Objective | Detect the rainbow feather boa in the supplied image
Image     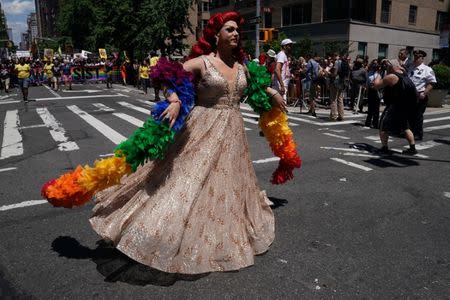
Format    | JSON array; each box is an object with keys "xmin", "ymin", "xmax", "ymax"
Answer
[
  {"xmin": 41, "ymin": 58, "xmax": 194, "ymax": 208},
  {"xmin": 244, "ymin": 61, "xmax": 302, "ymax": 184},
  {"xmin": 41, "ymin": 59, "xmax": 301, "ymax": 208}
]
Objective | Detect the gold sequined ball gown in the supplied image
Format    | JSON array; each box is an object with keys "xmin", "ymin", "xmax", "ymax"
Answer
[{"xmin": 90, "ymin": 56, "xmax": 275, "ymax": 274}]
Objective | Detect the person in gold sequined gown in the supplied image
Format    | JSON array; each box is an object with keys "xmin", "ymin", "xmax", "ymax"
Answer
[{"xmin": 89, "ymin": 11, "xmax": 287, "ymax": 274}]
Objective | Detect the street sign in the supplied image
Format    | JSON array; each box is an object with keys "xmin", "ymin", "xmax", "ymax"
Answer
[{"xmin": 247, "ymin": 16, "xmax": 262, "ymax": 25}]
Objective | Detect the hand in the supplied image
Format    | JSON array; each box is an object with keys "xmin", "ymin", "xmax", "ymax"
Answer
[
  {"xmin": 161, "ymin": 101, "xmax": 181, "ymax": 129},
  {"xmin": 271, "ymin": 92, "xmax": 287, "ymax": 113},
  {"xmin": 419, "ymin": 92, "xmax": 426, "ymax": 100},
  {"xmin": 279, "ymin": 86, "xmax": 286, "ymax": 96}
]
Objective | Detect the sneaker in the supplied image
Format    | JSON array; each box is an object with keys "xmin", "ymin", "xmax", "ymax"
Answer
[{"xmin": 402, "ymin": 148, "xmax": 418, "ymax": 155}]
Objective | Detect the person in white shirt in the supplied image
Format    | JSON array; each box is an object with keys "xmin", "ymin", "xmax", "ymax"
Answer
[
  {"xmin": 407, "ymin": 50, "xmax": 437, "ymax": 140},
  {"xmin": 274, "ymin": 38, "xmax": 295, "ymax": 103}
]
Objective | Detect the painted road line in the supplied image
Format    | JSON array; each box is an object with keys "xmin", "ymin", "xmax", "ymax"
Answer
[
  {"xmin": 243, "ymin": 117, "xmax": 259, "ymax": 125},
  {"xmin": 241, "ymin": 112, "xmax": 299, "ymax": 126},
  {"xmin": 61, "ymin": 89, "xmax": 101, "ymax": 93},
  {"xmin": 99, "ymin": 153, "xmax": 114, "ymax": 157},
  {"xmin": 135, "ymin": 99, "xmax": 156, "ymax": 107},
  {"xmin": 19, "ymin": 124, "xmax": 47, "ymax": 129},
  {"xmin": 406, "ymin": 139, "xmax": 448, "ymax": 151},
  {"xmin": 113, "ymin": 113, "xmax": 144, "ymax": 127},
  {"xmin": 322, "ymin": 132, "xmax": 350, "ymax": 140},
  {"xmin": 328, "ymin": 129, "xmax": 346, "ymax": 133},
  {"xmin": 35, "ymin": 94, "xmax": 126, "ymax": 101},
  {"xmin": 37, "ymin": 108, "xmax": 79, "ymax": 151},
  {"xmin": 0, "ymin": 167, "xmax": 17, "ymax": 173},
  {"xmin": 424, "ymin": 109, "xmax": 450, "ymax": 116},
  {"xmin": 423, "ymin": 116, "xmax": 450, "ymax": 123},
  {"xmin": 253, "ymin": 157, "xmax": 280, "ymax": 164},
  {"xmin": 323, "ymin": 120, "xmax": 361, "ymax": 126},
  {"xmin": 330, "ymin": 157, "xmax": 373, "ymax": 171},
  {"xmin": 0, "ymin": 93, "xmax": 18, "ymax": 99},
  {"xmin": 245, "ymin": 127, "xmax": 252, "ymax": 131},
  {"xmin": 117, "ymin": 101, "xmax": 151, "ymax": 115},
  {"xmin": 67, "ymin": 105, "xmax": 126, "ymax": 145},
  {"xmin": 444, "ymin": 192, "xmax": 450, "ymax": 199},
  {"xmin": 424, "ymin": 124, "xmax": 450, "ymax": 132},
  {"xmin": 93, "ymin": 103, "xmax": 115, "ymax": 112},
  {"xmin": 0, "ymin": 200, "xmax": 47, "ymax": 211},
  {"xmin": 320, "ymin": 146, "xmax": 370, "ymax": 153},
  {"xmin": 0, "ymin": 100, "xmax": 20, "ymax": 105},
  {"xmin": 43, "ymin": 84, "xmax": 61, "ymax": 97},
  {"xmin": 390, "ymin": 148, "xmax": 429, "ymax": 158},
  {"xmin": 342, "ymin": 152, "xmax": 381, "ymax": 158},
  {"xmin": 1, "ymin": 110, "xmax": 23, "ymax": 160}
]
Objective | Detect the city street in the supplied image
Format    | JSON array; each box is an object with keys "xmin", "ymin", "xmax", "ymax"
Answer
[{"xmin": 0, "ymin": 84, "xmax": 449, "ymax": 298}]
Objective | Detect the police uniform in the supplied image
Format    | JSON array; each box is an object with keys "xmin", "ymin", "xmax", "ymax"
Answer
[{"xmin": 407, "ymin": 51, "xmax": 437, "ymax": 140}]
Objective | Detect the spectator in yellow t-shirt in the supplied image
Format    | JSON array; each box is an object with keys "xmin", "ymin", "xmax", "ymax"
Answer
[
  {"xmin": 139, "ymin": 59, "xmax": 150, "ymax": 95},
  {"xmin": 43, "ymin": 60, "xmax": 54, "ymax": 87},
  {"xmin": 149, "ymin": 51, "xmax": 160, "ymax": 101},
  {"xmin": 14, "ymin": 58, "xmax": 31, "ymax": 102}
]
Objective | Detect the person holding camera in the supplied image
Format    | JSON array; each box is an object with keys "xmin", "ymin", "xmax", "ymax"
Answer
[{"xmin": 373, "ymin": 59, "xmax": 418, "ymax": 155}]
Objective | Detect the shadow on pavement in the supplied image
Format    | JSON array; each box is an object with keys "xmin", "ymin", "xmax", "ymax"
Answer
[
  {"xmin": 51, "ymin": 236, "xmax": 209, "ymax": 286},
  {"xmin": 268, "ymin": 197, "xmax": 288, "ymax": 209}
]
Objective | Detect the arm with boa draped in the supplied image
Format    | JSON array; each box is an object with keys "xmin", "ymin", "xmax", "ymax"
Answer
[
  {"xmin": 244, "ymin": 61, "xmax": 302, "ymax": 184},
  {"xmin": 41, "ymin": 58, "xmax": 301, "ymax": 208}
]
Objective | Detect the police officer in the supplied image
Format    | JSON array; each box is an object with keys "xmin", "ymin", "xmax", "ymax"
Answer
[{"xmin": 408, "ymin": 50, "xmax": 437, "ymax": 140}]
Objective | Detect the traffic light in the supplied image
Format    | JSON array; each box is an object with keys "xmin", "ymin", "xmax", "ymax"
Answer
[{"xmin": 259, "ymin": 28, "xmax": 278, "ymax": 43}]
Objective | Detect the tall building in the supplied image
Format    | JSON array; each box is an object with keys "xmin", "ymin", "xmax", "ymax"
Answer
[
  {"xmin": 184, "ymin": 1, "xmax": 211, "ymax": 54},
  {"xmin": 35, "ymin": 0, "xmax": 63, "ymax": 37},
  {"xmin": 7, "ymin": 28, "xmax": 12, "ymax": 41},
  {"xmin": 211, "ymin": 0, "xmax": 450, "ymax": 63},
  {"xmin": 0, "ymin": 5, "xmax": 8, "ymax": 41},
  {"xmin": 20, "ymin": 32, "xmax": 29, "ymax": 50}
]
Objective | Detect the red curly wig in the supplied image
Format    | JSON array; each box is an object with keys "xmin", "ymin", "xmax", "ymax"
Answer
[{"xmin": 189, "ymin": 11, "xmax": 245, "ymax": 63}]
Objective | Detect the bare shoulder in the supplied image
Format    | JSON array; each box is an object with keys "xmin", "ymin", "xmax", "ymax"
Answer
[
  {"xmin": 383, "ymin": 73, "xmax": 399, "ymax": 86},
  {"xmin": 182, "ymin": 56, "xmax": 204, "ymax": 76}
]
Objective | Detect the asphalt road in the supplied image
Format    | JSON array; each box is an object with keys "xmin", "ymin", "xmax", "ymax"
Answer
[{"xmin": 0, "ymin": 83, "xmax": 449, "ymax": 299}]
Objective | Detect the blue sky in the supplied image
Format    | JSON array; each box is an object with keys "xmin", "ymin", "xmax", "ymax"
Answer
[{"xmin": 1, "ymin": 0, "xmax": 35, "ymax": 44}]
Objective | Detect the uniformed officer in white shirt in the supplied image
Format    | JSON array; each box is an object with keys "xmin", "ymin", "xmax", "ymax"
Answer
[{"xmin": 408, "ymin": 50, "xmax": 437, "ymax": 140}]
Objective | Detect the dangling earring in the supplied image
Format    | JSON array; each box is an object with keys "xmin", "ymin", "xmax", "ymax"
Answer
[{"xmin": 215, "ymin": 36, "xmax": 219, "ymax": 46}]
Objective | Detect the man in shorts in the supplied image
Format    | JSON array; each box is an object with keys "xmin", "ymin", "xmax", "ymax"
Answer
[{"xmin": 15, "ymin": 58, "xmax": 32, "ymax": 102}]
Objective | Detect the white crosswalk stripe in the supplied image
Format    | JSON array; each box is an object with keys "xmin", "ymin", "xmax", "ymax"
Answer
[
  {"xmin": 1, "ymin": 99, "xmax": 449, "ymax": 163},
  {"xmin": 1, "ymin": 110, "xmax": 23, "ymax": 160}
]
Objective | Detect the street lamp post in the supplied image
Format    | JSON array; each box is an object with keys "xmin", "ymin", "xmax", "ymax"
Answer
[{"xmin": 255, "ymin": 0, "xmax": 260, "ymax": 59}]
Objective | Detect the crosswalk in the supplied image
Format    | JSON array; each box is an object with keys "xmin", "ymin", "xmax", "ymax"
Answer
[{"xmin": 1, "ymin": 98, "xmax": 449, "ymax": 161}]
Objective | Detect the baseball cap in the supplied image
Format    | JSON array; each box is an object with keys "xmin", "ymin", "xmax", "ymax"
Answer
[
  {"xmin": 281, "ymin": 39, "xmax": 296, "ymax": 46},
  {"xmin": 267, "ymin": 49, "xmax": 276, "ymax": 58}
]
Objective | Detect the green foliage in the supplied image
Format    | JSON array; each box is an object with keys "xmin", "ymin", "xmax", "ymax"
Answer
[
  {"xmin": 432, "ymin": 64, "xmax": 450, "ymax": 90},
  {"xmin": 321, "ymin": 40, "xmax": 349, "ymax": 57},
  {"xmin": 57, "ymin": 0, "xmax": 194, "ymax": 58},
  {"xmin": 292, "ymin": 35, "xmax": 313, "ymax": 58}
]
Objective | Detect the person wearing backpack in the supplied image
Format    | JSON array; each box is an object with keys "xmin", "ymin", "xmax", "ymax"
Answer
[
  {"xmin": 373, "ymin": 59, "xmax": 418, "ymax": 155},
  {"xmin": 329, "ymin": 53, "xmax": 347, "ymax": 121},
  {"xmin": 304, "ymin": 53, "xmax": 320, "ymax": 116}
]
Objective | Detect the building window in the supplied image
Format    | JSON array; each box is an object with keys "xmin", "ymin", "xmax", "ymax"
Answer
[
  {"xmin": 358, "ymin": 42, "xmax": 367, "ymax": 57},
  {"xmin": 264, "ymin": 11, "xmax": 272, "ymax": 28},
  {"xmin": 380, "ymin": 0, "xmax": 391, "ymax": 24},
  {"xmin": 378, "ymin": 44, "xmax": 388, "ymax": 59},
  {"xmin": 202, "ymin": 19, "xmax": 208, "ymax": 29},
  {"xmin": 406, "ymin": 46, "xmax": 414, "ymax": 58},
  {"xmin": 435, "ymin": 11, "xmax": 448, "ymax": 31},
  {"xmin": 432, "ymin": 49, "xmax": 441, "ymax": 62},
  {"xmin": 351, "ymin": 0, "xmax": 376, "ymax": 23},
  {"xmin": 210, "ymin": 0, "xmax": 229, "ymax": 9},
  {"xmin": 323, "ymin": 0, "xmax": 349, "ymax": 21},
  {"xmin": 202, "ymin": 1, "xmax": 209, "ymax": 12},
  {"xmin": 282, "ymin": 3, "xmax": 312, "ymax": 26},
  {"xmin": 409, "ymin": 5, "xmax": 417, "ymax": 25}
]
